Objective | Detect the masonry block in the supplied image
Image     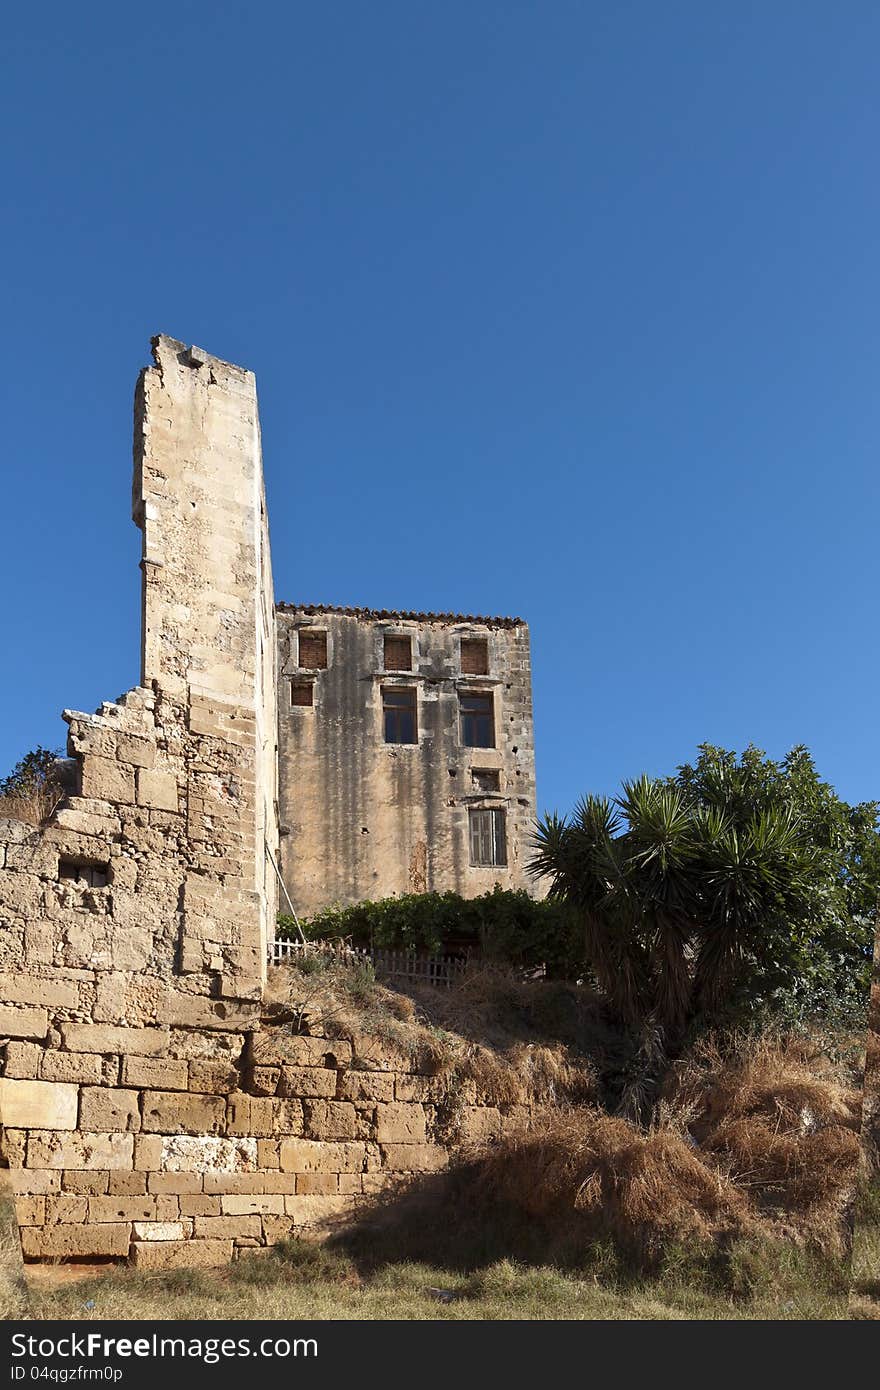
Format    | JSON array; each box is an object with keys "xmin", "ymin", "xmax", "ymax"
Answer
[
  {"xmin": 0, "ymin": 1007, "xmax": 48, "ymax": 1041},
  {"xmin": 40, "ymin": 1051, "xmax": 104, "ymax": 1084},
  {"xmin": 0, "ymin": 1080, "xmax": 78, "ymax": 1130},
  {"xmin": 132, "ymin": 1222, "xmax": 186, "ymax": 1241},
  {"xmin": 130, "ymin": 1239, "xmax": 232, "ymax": 1270},
  {"xmin": 79, "ymin": 1088, "xmax": 141, "ymax": 1132},
  {"xmin": 26, "ymin": 1130, "xmax": 134, "ymax": 1170},
  {"xmin": 61, "ymin": 1025, "xmax": 169, "ymax": 1055},
  {"xmin": 141, "ymin": 1091, "xmax": 225, "ymax": 1135},
  {"xmin": 88, "ymin": 1196, "xmax": 156, "ymax": 1223},
  {"xmin": 20, "ymin": 1224, "xmax": 130, "ymax": 1259},
  {"xmin": 278, "ymin": 1066, "xmax": 337, "ymax": 1099},
  {"xmin": 279, "ymin": 1139, "xmax": 367, "ymax": 1174},
  {"xmin": 122, "ymin": 1057, "xmax": 188, "ymax": 1090},
  {"xmin": 375, "ymin": 1102, "xmax": 428, "ymax": 1144}
]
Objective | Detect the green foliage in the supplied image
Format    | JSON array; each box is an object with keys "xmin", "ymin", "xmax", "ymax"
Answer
[
  {"xmin": 278, "ymin": 887, "xmax": 581, "ymax": 977},
  {"xmin": 529, "ymin": 743, "xmax": 879, "ymax": 1039}
]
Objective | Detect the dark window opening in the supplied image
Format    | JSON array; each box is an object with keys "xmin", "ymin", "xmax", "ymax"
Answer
[
  {"xmin": 298, "ymin": 630, "xmax": 327, "ymax": 668},
  {"xmin": 460, "ymin": 693, "xmax": 494, "ymax": 748},
  {"xmin": 469, "ymin": 808, "xmax": 507, "ymax": 867},
  {"xmin": 382, "ymin": 686, "xmax": 417, "ymax": 744},
  {"xmin": 460, "ymin": 637, "xmax": 489, "ymax": 675},
  {"xmin": 384, "ymin": 635, "xmax": 412, "ymax": 671},
  {"xmin": 59, "ymin": 859, "xmax": 109, "ymax": 888},
  {"xmin": 290, "ymin": 680, "xmax": 314, "ymax": 707},
  {"xmin": 472, "ymin": 768, "xmax": 500, "ymax": 792}
]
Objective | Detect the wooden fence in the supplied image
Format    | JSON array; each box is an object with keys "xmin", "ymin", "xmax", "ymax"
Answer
[{"xmin": 269, "ymin": 938, "xmax": 468, "ymax": 988}]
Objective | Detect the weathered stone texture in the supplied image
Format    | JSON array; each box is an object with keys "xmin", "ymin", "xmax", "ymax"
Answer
[{"xmin": 0, "ymin": 335, "xmax": 528, "ymax": 1271}]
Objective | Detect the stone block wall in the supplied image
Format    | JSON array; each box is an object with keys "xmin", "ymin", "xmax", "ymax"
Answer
[
  {"xmin": 1, "ymin": 1006, "xmax": 530, "ymax": 1266},
  {"xmin": 0, "ymin": 334, "xmax": 535, "ymax": 1267},
  {"xmin": 0, "ymin": 337, "xmax": 278, "ymax": 1264}
]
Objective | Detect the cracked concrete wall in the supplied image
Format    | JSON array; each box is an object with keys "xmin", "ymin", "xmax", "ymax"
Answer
[{"xmin": 276, "ymin": 609, "xmax": 538, "ymax": 918}]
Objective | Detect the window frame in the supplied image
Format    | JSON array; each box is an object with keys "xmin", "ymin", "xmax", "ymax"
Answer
[
  {"xmin": 383, "ymin": 633, "xmax": 413, "ymax": 671},
  {"xmin": 298, "ymin": 630, "xmax": 328, "ymax": 669},
  {"xmin": 289, "ymin": 679, "xmax": 314, "ymax": 708},
  {"xmin": 460, "ymin": 691, "xmax": 495, "ymax": 748},
  {"xmin": 468, "ymin": 807, "xmax": 507, "ymax": 867},
  {"xmin": 382, "ymin": 684, "xmax": 418, "ymax": 745},
  {"xmin": 460, "ymin": 636, "xmax": 489, "ymax": 675}
]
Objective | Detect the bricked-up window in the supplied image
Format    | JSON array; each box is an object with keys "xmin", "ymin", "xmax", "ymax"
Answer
[
  {"xmin": 382, "ymin": 686, "xmax": 417, "ymax": 744},
  {"xmin": 469, "ymin": 808, "xmax": 507, "ymax": 867},
  {"xmin": 460, "ymin": 637, "xmax": 489, "ymax": 675},
  {"xmin": 473, "ymin": 768, "xmax": 500, "ymax": 792},
  {"xmin": 290, "ymin": 680, "xmax": 314, "ymax": 707},
  {"xmin": 298, "ymin": 630, "xmax": 327, "ymax": 668},
  {"xmin": 59, "ymin": 859, "xmax": 109, "ymax": 888},
  {"xmin": 384, "ymin": 634, "xmax": 412, "ymax": 671},
  {"xmin": 460, "ymin": 693, "xmax": 494, "ymax": 748}
]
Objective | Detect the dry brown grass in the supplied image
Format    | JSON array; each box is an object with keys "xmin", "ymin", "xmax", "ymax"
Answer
[
  {"xmin": 662, "ymin": 1036, "xmax": 861, "ymax": 1228},
  {"xmin": 267, "ymin": 958, "xmax": 860, "ymax": 1260},
  {"xmin": 265, "ymin": 959, "xmax": 598, "ymax": 1112},
  {"xmin": 471, "ymin": 1109, "xmax": 749, "ymax": 1253},
  {"xmin": 0, "ymin": 785, "xmax": 64, "ymax": 826}
]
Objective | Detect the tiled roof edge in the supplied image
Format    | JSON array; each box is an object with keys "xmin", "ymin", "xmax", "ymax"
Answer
[{"xmin": 275, "ymin": 602, "xmax": 525, "ymax": 628}]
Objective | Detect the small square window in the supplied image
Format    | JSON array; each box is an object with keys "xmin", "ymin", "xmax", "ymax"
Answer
[
  {"xmin": 461, "ymin": 637, "xmax": 489, "ymax": 675},
  {"xmin": 472, "ymin": 768, "xmax": 500, "ymax": 792},
  {"xmin": 59, "ymin": 859, "xmax": 109, "ymax": 888},
  {"xmin": 382, "ymin": 686, "xmax": 417, "ymax": 744},
  {"xmin": 290, "ymin": 680, "xmax": 314, "ymax": 707},
  {"xmin": 298, "ymin": 630, "xmax": 327, "ymax": 668},
  {"xmin": 469, "ymin": 808, "xmax": 507, "ymax": 866},
  {"xmin": 460, "ymin": 693, "xmax": 494, "ymax": 748},
  {"xmin": 384, "ymin": 635, "xmax": 412, "ymax": 671}
]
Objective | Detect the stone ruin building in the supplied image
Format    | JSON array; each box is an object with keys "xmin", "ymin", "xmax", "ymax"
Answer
[{"xmin": 0, "ymin": 336, "xmax": 538, "ymax": 1267}]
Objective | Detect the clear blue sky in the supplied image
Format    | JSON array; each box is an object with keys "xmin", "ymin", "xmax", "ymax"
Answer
[{"xmin": 1, "ymin": 2, "xmax": 878, "ymax": 816}]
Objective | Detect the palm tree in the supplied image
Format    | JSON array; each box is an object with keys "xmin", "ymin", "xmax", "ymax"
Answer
[{"xmin": 528, "ymin": 775, "xmax": 819, "ymax": 1115}]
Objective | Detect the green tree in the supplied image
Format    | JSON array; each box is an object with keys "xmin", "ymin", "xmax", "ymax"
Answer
[
  {"xmin": 0, "ymin": 746, "xmax": 66, "ymax": 824},
  {"xmin": 528, "ymin": 744, "xmax": 877, "ymax": 1048}
]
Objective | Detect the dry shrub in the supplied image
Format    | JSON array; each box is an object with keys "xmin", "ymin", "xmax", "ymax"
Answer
[
  {"xmin": 0, "ymin": 785, "xmax": 63, "ymax": 827},
  {"xmin": 472, "ymin": 1109, "xmax": 749, "ymax": 1253},
  {"xmin": 265, "ymin": 958, "xmax": 596, "ymax": 1110},
  {"xmin": 662, "ymin": 1036, "xmax": 860, "ymax": 1220}
]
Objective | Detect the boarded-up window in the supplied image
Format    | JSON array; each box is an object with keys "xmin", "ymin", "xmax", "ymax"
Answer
[
  {"xmin": 384, "ymin": 635, "xmax": 412, "ymax": 671},
  {"xmin": 298, "ymin": 630, "xmax": 327, "ymax": 668},
  {"xmin": 382, "ymin": 686, "xmax": 417, "ymax": 744},
  {"xmin": 290, "ymin": 680, "xmax": 314, "ymax": 707},
  {"xmin": 460, "ymin": 693, "xmax": 494, "ymax": 748},
  {"xmin": 469, "ymin": 808, "xmax": 507, "ymax": 867},
  {"xmin": 59, "ymin": 859, "xmax": 109, "ymax": 888},
  {"xmin": 472, "ymin": 768, "xmax": 500, "ymax": 792},
  {"xmin": 460, "ymin": 637, "xmax": 489, "ymax": 675}
]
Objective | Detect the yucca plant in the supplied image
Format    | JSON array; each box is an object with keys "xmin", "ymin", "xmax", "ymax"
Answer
[{"xmin": 528, "ymin": 764, "xmax": 832, "ymax": 1119}]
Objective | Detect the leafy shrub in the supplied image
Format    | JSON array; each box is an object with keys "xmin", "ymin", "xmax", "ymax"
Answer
[{"xmin": 278, "ymin": 886, "xmax": 582, "ymax": 976}]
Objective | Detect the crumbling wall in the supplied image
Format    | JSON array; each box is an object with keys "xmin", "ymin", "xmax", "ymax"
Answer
[
  {"xmin": 0, "ymin": 337, "xmax": 282, "ymax": 1265},
  {"xmin": 0, "ymin": 989, "xmax": 530, "ymax": 1265},
  {"xmin": 0, "ymin": 336, "xmax": 528, "ymax": 1269}
]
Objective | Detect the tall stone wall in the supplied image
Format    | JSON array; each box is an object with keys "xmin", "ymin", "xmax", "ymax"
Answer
[
  {"xmin": 0, "ymin": 336, "xmax": 536, "ymax": 1268},
  {"xmin": 0, "ymin": 337, "xmax": 283, "ymax": 1265}
]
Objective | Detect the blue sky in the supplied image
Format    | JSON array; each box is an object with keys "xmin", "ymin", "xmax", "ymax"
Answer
[{"xmin": 1, "ymin": 2, "xmax": 878, "ymax": 816}]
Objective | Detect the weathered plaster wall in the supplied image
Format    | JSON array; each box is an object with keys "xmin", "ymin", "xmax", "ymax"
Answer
[{"xmin": 276, "ymin": 607, "xmax": 538, "ymax": 918}]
